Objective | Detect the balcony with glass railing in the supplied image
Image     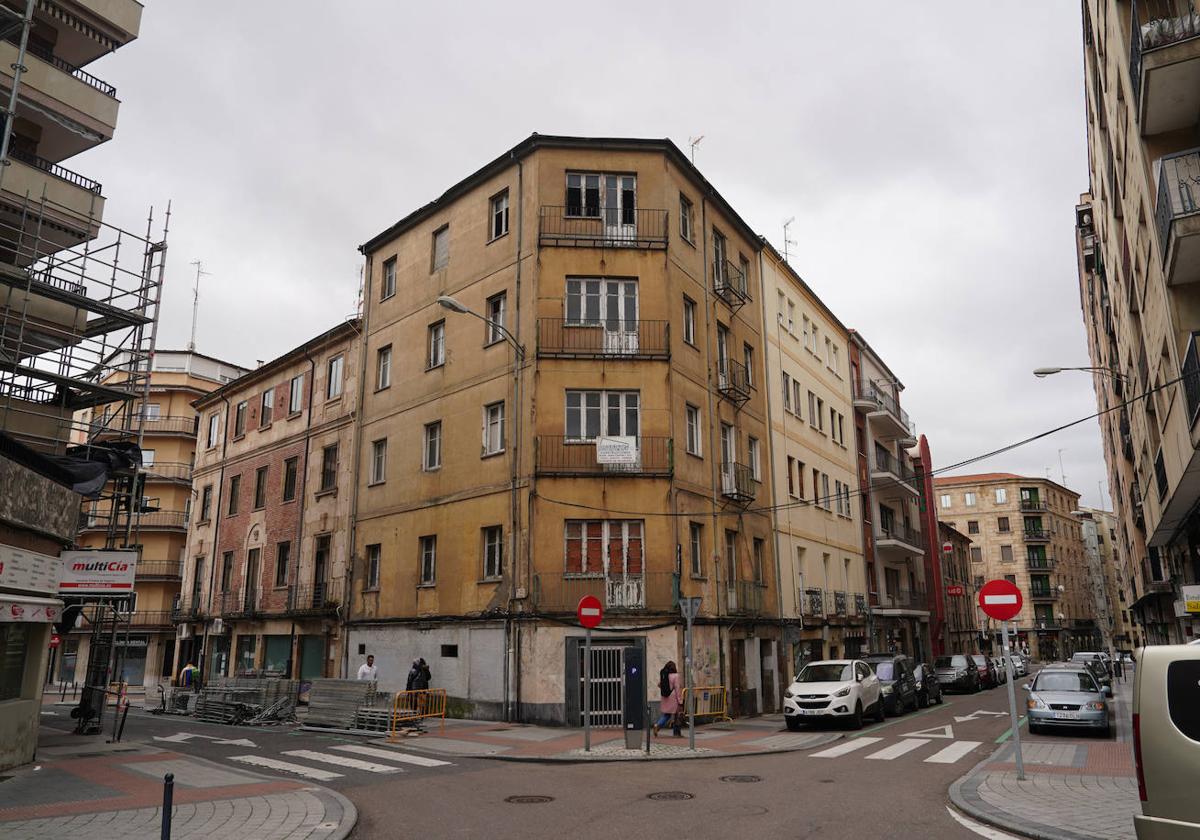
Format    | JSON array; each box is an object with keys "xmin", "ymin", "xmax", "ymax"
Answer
[
  {"xmin": 873, "ymin": 519, "xmax": 924, "ymax": 555},
  {"xmin": 1129, "ymin": 0, "xmax": 1200, "ymax": 135},
  {"xmin": 870, "ymin": 448, "xmax": 919, "ymax": 497},
  {"xmin": 1155, "ymin": 148, "xmax": 1200, "ymax": 285}
]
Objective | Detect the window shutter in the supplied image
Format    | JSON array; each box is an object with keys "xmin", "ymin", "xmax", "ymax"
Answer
[
  {"xmin": 565, "ymin": 522, "xmax": 583, "ymax": 574},
  {"xmin": 607, "ymin": 527, "xmax": 623, "ymax": 575},
  {"xmin": 626, "ymin": 522, "xmax": 643, "ymax": 574},
  {"xmin": 586, "ymin": 521, "xmax": 603, "ymax": 573}
]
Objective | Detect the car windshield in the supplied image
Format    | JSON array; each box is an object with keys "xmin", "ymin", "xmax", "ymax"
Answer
[
  {"xmin": 796, "ymin": 663, "xmax": 853, "ymax": 683},
  {"xmin": 936, "ymin": 655, "xmax": 969, "ymax": 668},
  {"xmin": 1035, "ymin": 671, "xmax": 1098, "ymax": 693},
  {"xmin": 871, "ymin": 662, "xmax": 895, "ymax": 680},
  {"xmin": 971, "ymin": 655, "xmax": 987, "ymax": 666}
]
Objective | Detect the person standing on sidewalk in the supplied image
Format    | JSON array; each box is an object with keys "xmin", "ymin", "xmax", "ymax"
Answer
[
  {"xmin": 356, "ymin": 655, "xmax": 378, "ymax": 681},
  {"xmin": 1113, "ymin": 652, "xmax": 1124, "ymax": 682},
  {"xmin": 653, "ymin": 661, "xmax": 683, "ymax": 737}
]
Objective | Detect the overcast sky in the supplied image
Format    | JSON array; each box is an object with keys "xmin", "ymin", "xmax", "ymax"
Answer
[{"xmin": 79, "ymin": 1, "xmax": 1107, "ymax": 507}]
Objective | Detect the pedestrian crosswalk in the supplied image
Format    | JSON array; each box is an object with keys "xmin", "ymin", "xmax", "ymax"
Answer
[
  {"xmin": 811, "ymin": 736, "xmax": 983, "ymax": 764},
  {"xmin": 228, "ymin": 742, "xmax": 453, "ymax": 781}
]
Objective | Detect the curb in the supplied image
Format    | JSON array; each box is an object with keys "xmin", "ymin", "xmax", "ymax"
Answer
[
  {"xmin": 310, "ymin": 786, "xmax": 359, "ymax": 840},
  {"xmin": 460, "ymin": 731, "xmax": 845, "ymax": 764}
]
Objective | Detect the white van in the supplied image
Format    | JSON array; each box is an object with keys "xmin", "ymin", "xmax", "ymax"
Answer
[{"xmin": 1133, "ymin": 644, "xmax": 1200, "ymax": 839}]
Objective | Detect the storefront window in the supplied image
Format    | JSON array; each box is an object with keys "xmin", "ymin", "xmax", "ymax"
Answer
[
  {"xmin": 263, "ymin": 635, "xmax": 291, "ymax": 675},
  {"xmin": 235, "ymin": 635, "xmax": 257, "ymax": 675},
  {"xmin": 0, "ymin": 624, "xmax": 31, "ymax": 701}
]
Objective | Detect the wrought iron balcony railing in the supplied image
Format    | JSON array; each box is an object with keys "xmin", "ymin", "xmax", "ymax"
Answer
[
  {"xmin": 717, "ymin": 358, "xmax": 751, "ymax": 404},
  {"xmin": 726, "ymin": 580, "xmax": 767, "ymax": 615},
  {"xmin": 288, "ymin": 579, "xmax": 344, "ymax": 616},
  {"xmin": 537, "ymin": 318, "xmax": 669, "ymax": 359},
  {"xmin": 532, "ymin": 572, "xmax": 679, "ymax": 613},
  {"xmin": 1019, "ymin": 498, "xmax": 1048, "ymax": 512},
  {"xmin": 7, "ymin": 145, "xmax": 102, "ymax": 194},
  {"xmin": 1023, "ymin": 527, "xmax": 1052, "ymax": 542},
  {"xmin": 713, "ymin": 259, "xmax": 748, "ymax": 309},
  {"xmin": 1130, "ymin": 0, "xmax": 1200, "ymax": 111},
  {"xmin": 720, "ymin": 462, "xmax": 757, "ymax": 504},
  {"xmin": 538, "ymin": 205, "xmax": 668, "ymax": 249},
  {"xmin": 535, "ymin": 436, "xmax": 672, "ymax": 477}
]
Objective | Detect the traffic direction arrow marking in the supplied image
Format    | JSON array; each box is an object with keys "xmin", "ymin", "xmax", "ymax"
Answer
[
  {"xmin": 900, "ymin": 724, "xmax": 955, "ymax": 739},
  {"xmin": 953, "ymin": 710, "xmax": 1008, "ymax": 723},
  {"xmin": 153, "ymin": 732, "xmax": 258, "ymax": 748}
]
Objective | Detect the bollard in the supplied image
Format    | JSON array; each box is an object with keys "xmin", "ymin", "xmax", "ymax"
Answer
[
  {"xmin": 645, "ymin": 702, "xmax": 651, "ymax": 755},
  {"xmin": 114, "ymin": 701, "xmax": 130, "ymax": 743},
  {"xmin": 161, "ymin": 773, "xmax": 174, "ymax": 840}
]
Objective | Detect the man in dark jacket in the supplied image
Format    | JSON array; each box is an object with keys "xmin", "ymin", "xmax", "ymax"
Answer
[
  {"xmin": 413, "ymin": 658, "xmax": 432, "ymax": 690},
  {"xmin": 405, "ymin": 659, "xmax": 420, "ymax": 692}
]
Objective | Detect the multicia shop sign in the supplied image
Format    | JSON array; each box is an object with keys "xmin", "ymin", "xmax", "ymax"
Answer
[{"xmin": 58, "ymin": 550, "xmax": 138, "ymax": 593}]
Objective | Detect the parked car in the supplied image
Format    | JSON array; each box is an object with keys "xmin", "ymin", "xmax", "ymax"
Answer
[
  {"xmin": 1133, "ymin": 643, "xmax": 1200, "ymax": 838},
  {"xmin": 991, "ymin": 656, "xmax": 1008, "ymax": 684},
  {"xmin": 782, "ymin": 659, "xmax": 884, "ymax": 731},
  {"xmin": 1012, "ymin": 654, "xmax": 1029, "ymax": 677},
  {"xmin": 1024, "ymin": 663, "xmax": 1111, "ymax": 736},
  {"xmin": 912, "ymin": 662, "xmax": 943, "ymax": 707},
  {"xmin": 1080, "ymin": 658, "xmax": 1112, "ymax": 692},
  {"xmin": 862, "ymin": 653, "xmax": 919, "ymax": 715},
  {"xmin": 934, "ymin": 654, "xmax": 980, "ymax": 693},
  {"xmin": 1072, "ymin": 651, "xmax": 1112, "ymax": 677},
  {"xmin": 970, "ymin": 654, "xmax": 997, "ymax": 688}
]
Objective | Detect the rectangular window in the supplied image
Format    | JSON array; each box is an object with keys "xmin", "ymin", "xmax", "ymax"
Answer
[
  {"xmin": 260, "ymin": 390, "xmax": 273, "ymax": 428},
  {"xmin": 564, "ymin": 520, "xmax": 643, "ymax": 575},
  {"xmin": 420, "ymin": 535, "xmax": 437, "ymax": 585},
  {"xmin": 490, "ymin": 190, "xmax": 509, "ymax": 240},
  {"xmin": 712, "ymin": 229, "xmax": 728, "ymax": 283},
  {"xmin": 753, "ymin": 538, "xmax": 764, "ymax": 584},
  {"xmin": 787, "ymin": 456, "xmax": 796, "ymax": 496},
  {"xmin": 683, "ymin": 296, "xmax": 696, "ymax": 345},
  {"xmin": 327, "ymin": 355, "xmax": 344, "ymax": 399},
  {"xmin": 565, "ymin": 390, "xmax": 638, "ymax": 441},
  {"xmin": 320, "ymin": 444, "xmax": 338, "ymax": 491},
  {"xmin": 207, "ymin": 413, "xmax": 220, "ymax": 448},
  {"xmin": 782, "ymin": 372, "xmax": 792, "ymax": 412},
  {"xmin": 686, "ymin": 404, "xmax": 702, "ymax": 456},
  {"xmin": 485, "ymin": 293, "xmax": 506, "ymax": 345},
  {"xmin": 807, "ymin": 391, "xmax": 817, "ymax": 426},
  {"xmin": 427, "ymin": 321, "xmax": 445, "ymax": 369},
  {"xmin": 967, "ymin": 520, "xmax": 979, "ymax": 535},
  {"xmin": 565, "ymin": 172, "xmax": 601, "ymax": 217},
  {"xmin": 199, "ymin": 485, "xmax": 212, "ymax": 521},
  {"xmin": 998, "ymin": 516, "xmax": 1010, "ymax": 533},
  {"xmin": 802, "ymin": 315, "xmax": 811, "ymax": 348},
  {"xmin": 679, "ymin": 194, "xmax": 694, "ymax": 242},
  {"xmin": 1000, "ymin": 545, "xmax": 1014, "ymax": 563},
  {"xmin": 970, "ymin": 547, "xmax": 983, "ymax": 563},
  {"xmin": 796, "ymin": 461, "xmax": 806, "ymax": 499},
  {"xmin": 483, "ymin": 525, "xmax": 503, "ymax": 579},
  {"xmin": 483, "ymin": 401, "xmax": 505, "ymax": 455},
  {"xmin": 424, "ymin": 421, "xmax": 442, "ymax": 470},
  {"xmin": 830, "ymin": 344, "xmax": 840, "ymax": 376},
  {"xmin": 793, "ymin": 380, "xmax": 803, "ymax": 419},
  {"xmin": 787, "ymin": 300, "xmax": 796, "ymax": 334},
  {"xmin": 254, "ymin": 466, "xmax": 268, "ymax": 509},
  {"xmin": 370, "ymin": 438, "xmax": 387, "ymax": 485},
  {"xmin": 689, "ymin": 522, "xmax": 703, "ymax": 577},
  {"xmin": 376, "ymin": 345, "xmax": 392, "ymax": 390},
  {"xmin": 431, "ymin": 225, "xmax": 449, "ymax": 271},
  {"xmin": 381, "ymin": 257, "xmax": 396, "ymax": 300},
  {"xmin": 289, "ymin": 374, "xmax": 303, "ymax": 414},
  {"xmin": 821, "ymin": 473, "xmax": 831, "ymax": 510},
  {"xmin": 141, "ymin": 448, "xmax": 155, "ymax": 467},
  {"xmin": 748, "ymin": 437, "xmax": 760, "ymax": 481},
  {"xmin": 724, "ymin": 529, "xmax": 737, "ymax": 583},
  {"xmin": 995, "ymin": 488, "xmax": 1008, "ymax": 504},
  {"xmin": 834, "ymin": 479, "xmax": 844, "ymax": 515},
  {"xmin": 817, "ymin": 398, "xmax": 825, "ymax": 432},
  {"xmin": 141, "ymin": 403, "xmax": 161, "ymax": 420},
  {"xmin": 282, "ymin": 457, "xmax": 298, "ymax": 502},
  {"xmin": 965, "ymin": 492, "xmax": 977, "ymax": 506},
  {"xmin": 275, "ymin": 541, "xmax": 290, "ymax": 587},
  {"xmin": 221, "ymin": 551, "xmax": 233, "ymax": 592},
  {"xmin": 234, "ymin": 401, "xmax": 247, "ymax": 437},
  {"xmin": 366, "ymin": 544, "xmax": 381, "ymax": 590},
  {"xmin": 743, "ymin": 343, "xmax": 754, "ymax": 386},
  {"xmin": 940, "ymin": 493, "xmax": 951, "ymax": 508},
  {"xmin": 227, "ymin": 474, "xmax": 241, "ymax": 516}
]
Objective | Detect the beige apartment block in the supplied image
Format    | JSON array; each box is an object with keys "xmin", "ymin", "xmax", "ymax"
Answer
[
  {"xmin": 938, "ymin": 522, "xmax": 980, "ymax": 655},
  {"xmin": 351, "ymin": 135, "xmax": 780, "ymax": 724},
  {"xmin": 1075, "ymin": 1, "xmax": 1200, "ymax": 646},
  {"xmin": 71, "ymin": 351, "xmax": 248, "ymax": 689},
  {"xmin": 179, "ymin": 322, "xmax": 358, "ymax": 683},
  {"xmin": 758, "ymin": 242, "xmax": 867, "ymax": 675},
  {"xmin": 934, "ymin": 474, "xmax": 1096, "ymax": 661},
  {"xmin": 1082, "ymin": 506, "xmax": 1138, "ymax": 651}
]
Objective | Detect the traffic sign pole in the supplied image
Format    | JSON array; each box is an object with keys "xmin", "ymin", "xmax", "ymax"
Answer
[
  {"xmin": 1001, "ymin": 619, "xmax": 1026, "ymax": 780},
  {"xmin": 679, "ymin": 597, "xmax": 702, "ymax": 752},
  {"xmin": 583, "ymin": 627, "xmax": 591, "ymax": 752}
]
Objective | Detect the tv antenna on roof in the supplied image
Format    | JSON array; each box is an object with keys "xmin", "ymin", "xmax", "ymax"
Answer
[
  {"xmin": 783, "ymin": 217, "xmax": 797, "ymax": 264},
  {"xmin": 187, "ymin": 260, "xmax": 210, "ymax": 353},
  {"xmin": 688, "ymin": 135, "xmax": 704, "ymax": 164}
]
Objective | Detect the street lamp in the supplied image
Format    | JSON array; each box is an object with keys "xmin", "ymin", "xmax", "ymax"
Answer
[
  {"xmin": 436, "ymin": 295, "xmax": 525, "ymax": 359},
  {"xmin": 1033, "ymin": 366, "xmax": 1125, "ymax": 381}
]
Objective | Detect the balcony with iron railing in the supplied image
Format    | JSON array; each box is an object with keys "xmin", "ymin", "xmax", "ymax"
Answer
[
  {"xmin": 726, "ymin": 580, "xmax": 767, "ymax": 615},
  {"xmin": 145, "ymin": 462, "xmax": 192, "ymax": 483},
  {"xmin": 873, "ymin": 520, "xmax": 924, "ymax": 555},
  {"xmin": 869, "ymin": 449, "xmax": 919, "ymax": 496},
  {"xmin": 288, "ymin": 579, "xmax": 343, "ymax": 616},
  {"xmin": 7, "ymin": 145, "xmax": 102, "ymax": 194},
  {"xmin": 216, "ymin": 589, "xmax": 260, "ymax": 619},
  {"xmin": 720, "ymin": 462, "xmax": 758, "ymax": 504},
  {"xmin": 713, "ymin": 259, "xmax": 748, "ymax": 310},
  {"xmin": 854, "ymin": 379, "xmax": 913, "ymax": 440},
  {"xmin": 1019, "ymin": 498, "xmax": 1048, "ymax": 512},
  {"xmin": 1029, "ymin": 585, "xmax": 1060, "ymax": 602},
  {"xmin": 531, "ymin": 572, "xmax": 679, "ymax": 613},
  {"xmin": 170, "ymin": 595, "xmax": 201, "ymax": 623},
  {"xmin": 875, "ymin": 588, "xmax": 927, "ymax": 612},
  {"xmin": 535, "ymin": 436, "xmax": 673, "ymax": 478},
  {"xmin": 1183, "ymin": 331, "xmax": 1200, "ymax": 427},
  {"xmin": 2, "ymin": 33, "xmax": 118, "ymax": 98},
  {"xmin": 1026, "ymin": 556, "xmax": 1057, "ymax": 571},
  {"xmin": 127, "ymin": 610, "xmax": 174, "ymax": 628},
  {"xmin": 135, "ymin": 561, "xmax": 182, "ymax": 579},
  {"xmin": 831, "ymin": 589, "xmax": 848, "ymax": 618},
  {"xmin": 1023, "ymin": 527, "xmax": 1052, "ymax": 543},
  {"xmin": 802, "ymin": 587, "xmax": 825, "ymax": 618},
  {"xmin": 1129, "ymin": 0, "xmax": 1200, "ymax": 135},
  {"xmin": 716, "ymin": 358, "xmax": 751, "ymax": 405},
  {"xmin": 538, "ymin": 206, "xmax": 668, "ymax": 249},
  {"xmin": 78, "ymin": 509, "xmax": 188, "ymax": 532},
  {"xmin": 90, "ymin": 414, "xmax": 198, "ymax": 438},
  {"xmin": 853, "ymin": 592, "xmax": 868, "ymax": 618},
  {"xmin": 536, "ymin": 319, "xmax": 669, "ymax": 360},
  {"xmin": 1155, "ymin": 148, "xmax": 1200, "ymax": 285}
]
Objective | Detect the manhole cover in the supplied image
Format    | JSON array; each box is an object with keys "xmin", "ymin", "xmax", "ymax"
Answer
[
  {"xmin": 505, "ymin": 795, "xmax": 553, "ymax": 804},
  {"xmin": 647, "ymin": 791, "xmax": 695, "ymax": 801},
  {"xmin": 719, "ymin": 775, "xmax": 762, "ymax": 783},
  {"xmin": 819, "ymin": 778, "xmax": 835, "ymax": 784}
]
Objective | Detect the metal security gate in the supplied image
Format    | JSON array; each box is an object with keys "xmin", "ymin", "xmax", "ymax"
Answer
[{"xmin": 578, "ymin": 644, "xmax": 624, "ymax": 727}]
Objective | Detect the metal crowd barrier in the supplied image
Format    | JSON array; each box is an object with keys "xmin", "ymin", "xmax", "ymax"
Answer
[
  {"xmin": 387, "ymin": 688, "xmax": 448, "ymax": 737},
  {"xmin": 682, "ymin": 685, "xmax": 731, "ymax": 722}
]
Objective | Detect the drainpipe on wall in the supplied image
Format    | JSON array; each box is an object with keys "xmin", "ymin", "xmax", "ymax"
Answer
[
  {"xmin": 344, "ymin": 260, "xmax": 373, "ymax": 681},
  {"xmin": 505, "ymin": 155, "xmax": 525, "ymax": 723},
  {"xmin": 198, "ymin": 394, "xmax": 232, "ymax": 680},
  {"xmin": 291, "ymin": 348, "xmax": 317, "ymax": 679}
]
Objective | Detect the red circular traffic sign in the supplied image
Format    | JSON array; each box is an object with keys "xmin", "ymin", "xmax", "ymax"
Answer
[
  {"xmin": 48, "ymin": 633, "xmax": 61, "ymax": 649},
  {"xmin": 978, "ymin": 579, "xmax": 1023, "ymax": 621},
  {"xmin": 577, "ymin": 595, "xmax": 603, "ymax": 629},
  {"xmin": 941, "ymin": 542, "xmax": 953, "ymax": 555}
]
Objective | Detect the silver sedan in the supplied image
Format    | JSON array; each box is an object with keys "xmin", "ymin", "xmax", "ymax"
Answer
[{"xmin": 1024, "ymin": 665, "xmax": 1111, "ymax": 735}]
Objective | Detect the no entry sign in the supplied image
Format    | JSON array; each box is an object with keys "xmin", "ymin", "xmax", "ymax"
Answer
[
  {"xmin": 577, "ymin": 595, "xmax": 603, "ymax": 629},
  {"xmin": 978, "ymin": 579, "xmax": 1023, "ymax": 621},
  {"xmin": 48, "ymin": 633, "xmax": 61, "ymax": 649}
]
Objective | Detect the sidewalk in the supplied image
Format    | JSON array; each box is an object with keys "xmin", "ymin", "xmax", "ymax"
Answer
[
  {"xmin": 949, "ymin": 676, "xmax": 1139, "ymax": 840},
  {"xmin": 365, "ymin": 713, "xmax": 843, "ymax": 761},
  {"xmin": 0, "ymin": 728, "xmax": 356, "ymax": 840}
]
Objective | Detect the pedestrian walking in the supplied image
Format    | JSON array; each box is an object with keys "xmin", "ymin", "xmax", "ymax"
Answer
[
  {"xmin": 653, "ymin": 661, "xmax": 683, "ymax": 737},
  {"xmin": 356, "ymin": 654, "xmax": 378, "ymax": 681},
  {"xmin": 413, "ymin": 658, "xmax": 432, "ymax": 690},
  {"xmin": 1114, "ymin": 652, "xmax": 1124, "ymax": 682},
  {"xmin": 178, "ymin": 662, "xmax": 199, "ymax": 692}
]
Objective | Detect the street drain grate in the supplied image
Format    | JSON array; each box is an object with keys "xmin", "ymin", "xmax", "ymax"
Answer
[
  {"xmin": 719, "ymin": 775, "xmax": 762, "ymax": 783},
  {"xmin": 647, "ymin": 791, "xmax": 695, "ymax": 801},
  {"xmin": 505, "ymin": 795, "xmax": 553, "ymax": 804}
]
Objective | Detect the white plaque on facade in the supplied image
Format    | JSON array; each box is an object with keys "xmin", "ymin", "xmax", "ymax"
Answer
[
  {"xmin": 59, "ymin": 549, "xmax": 138, "ymax": 593},
  {"xmin": 595, "ymin": 436, "xmax": 638, "ymax": 464},
  {"xmin": 1183, "ymin": 585, "xmax": 1200, "ymax": 614},
  {"xmin": 0, "ymin": 544, "xmax": 61, "ymax": 595}
]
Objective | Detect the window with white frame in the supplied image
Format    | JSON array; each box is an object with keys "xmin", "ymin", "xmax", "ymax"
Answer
[
  {"xmin": 831, "ymin": 344, "xmax": 840, "ymax": 375},
  {"xmin": 485, "ymin": 292, "xmax": 506, "ymax": 345},
  {"xmin": 995, "ymin": 488, "xmax": 1008, "ymax": 504},
  {"xmin": 802, "ymin": 315, "xmax": 811, "ymax": 348},
  {"xmin": 427, "ymin": 320, "xmax": 445, "ymax": 369},
  {"xmin": 327, "ymin": 355, "xmax": 343, "ymax": 399},
  {"xmin": 748, "ymin": 437, "xmax": 761, "ymax": 481},
  {"xmin": 381, "ymin": 257, "xmax": 396, "ymax": 300},
  {"xmin": 834, "ymin": 479, "xmax": 844, "ymax": 515},
  {"xmin": 685, "ymin": 404, "xmax": 702, "ymax": 456},
  {"xmin": 289, "ymin": 374, "xmax": 303, "ymax": 414},
  {"xmin": 792, "ymin": 379, "xmax": 803, "ymax": 419},
  {"xmin": 483, "ymin": 401, "xmax": 505, "ymax": 455},
  {"xmin": 564, "ymin": 520, "xmax": 643, "ymax": 575},
  {"xmin": 782, "ymin": 372, "xmax": 792, "ymax": 412},
  {"xmin": 207, "ymin": 412, "xmax": 220, "ymax": 448},
  {"xmin": 233, "ymin": 401, "xmax": 246, "ymax": 437},
  {"xmin": 141, "ymin": 448, "xmax": 156, "ymax": 467},
  {"xmin": 141, "ymin": 403, "xmax": 161, "ymax": 420},
  {"xmin": 565, "ymin": 278, "xmax": 637, "ymax": 327},
  {"xmin": 366, "ymin": 544, "xmax": 381, "ymax": 590},
  {"xmin": 431, "ymin": 225, "xmax": 449, "ymax": 271},
  {"xmin": 810, "ymin": 323, "xmax": 820, "ymax": 355},
  {"xmin": 482, "ymin": 525, "xmax": 503, "ymax": 579},
  {"xmin": 369, "ymin": 438, "xmax": 387, "ymax": 485},
  {"xmin": 376, "ymin": 345, "xmax": 392, "ymax": 390},
  {"xmin": 743, "ymin": 343, "xmax": 754, "ymax": 386},
  {"xmin": 565, "ymin": 172, "xmax": 601, "ymax": 217},
  {"xmin": 816, "ymin": 396, "xmax": 825, "ymax": 432},
  {"xmin": 940, "ymin": 493, "xmax": 952, "ymax": 508},
  {"xmin": 419, "ymin": 536, "xmax": 437, "ymax": 585},
  {"xmin": 965, "ymin": 492, "xmax": 977, "ymax": 506},
  {"xmin": 787, "ymin": 300, "xmax": 796, "ymax": 334},
  {"xmin": 489, "ymin": 190, "xmax": 509, "ymax": 240},
  {"xmin": 683, "ymin": 296, "xmax": 696, "ymax": 345},
  {"xmin": 689, "ymin": 522, "xmax": 703, "ymax": 577},
  {"xmin": 680, "ymin": 194, "xmax": 694, "ymax": 242},
  {"xmin": 423, "ymin": 421, "xmax": 442, "ymax": 470},
  {"xmin": 260, "ymin": 389, "xmax": 273, "ymax": 428},
  {"xmin": 566, "ymin": 390, "xmax": 638, "ymax": 440},
  {"xmin": 821, "ymin": 473, "xmax": 831, "ymax": 510},
  {"xmin": 807, "ymin": 391, "xmax": 817, "ymax": 426}
]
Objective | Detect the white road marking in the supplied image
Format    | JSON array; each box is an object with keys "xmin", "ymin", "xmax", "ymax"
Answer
[
  {"xmin": 153, "ymin": 732, "xmax": 210, "ymax": 743},
  {"xmin": 924, "ymin": 740, "xmax": 982, "ymax": 764},
  {"xmin": 282, "ymin": 749, "xmax": 402, "ymax": 773},
  {"xmin": 954, "ymin": 710, "xmax": 1008, "ymax": 723},
  {"xmin": 212, "ymin": 738, "xmax": 257, "ymax": 747},
  {"xmin": 901, "ymin": 723, "xmax": 955, "ymax": 739},
  {"xmin": 811, "ymin": 737, "xmax": 882, "ymax": 758},
  {"xmin": 945, "ymin": 805, "xmax": 1024, "ymax": 839},
  {"xmin": 228, "ymin": 754, "xmax": 342, "ymax": 781},
  {"xmin": 866, "ymin": 738, "xmax": 929, "ymax": 760},
  {"xmin": 331, "ymin": 744, "xmax": 452, "ymax": 767}
]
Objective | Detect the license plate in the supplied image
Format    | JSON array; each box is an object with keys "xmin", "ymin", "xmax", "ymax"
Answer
[
  {"xmin": 799, "ymin": 708, "xmax": 825, "ymax": 716},
  {"xmin": 1052, "ymin": 712, "xmax": 1079, "ymax": 720}
]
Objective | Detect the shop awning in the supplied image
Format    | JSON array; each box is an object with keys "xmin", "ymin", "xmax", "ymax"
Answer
[{"xmin": 0, "ymin": 593, "xmax": 63, "ymax": 622}]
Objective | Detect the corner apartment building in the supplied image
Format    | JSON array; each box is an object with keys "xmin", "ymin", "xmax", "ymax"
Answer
[
  {"xmin": 1081, "ymin": 506, "xmax": 1139, "ymax": 650},
  {"xmin": 937, "ymin": 522, "xmax": 979, "ymax": 655},
  {"xmin": 758, "ymin": 243, "xmax": 866, "ymax": 673},
  {"xmin": 849, "ymin": 334, "xmax": 928, "ymax": 660},
  {"xmin": 179, "ymin": 322, "xmax": 358, "ymax": 682},
  {"xmin": 934, "ymin": 474, "xmax": 1095, "ymax": 660},
  {"xmin": 1075, "ymin": 0, "xmax": 1200, "ymax": 645},
  {"xmin": 351, "ymin": 135, "xmax": 779, "ymax": 725},
  {"xmin": 70, "ymin": 351, "xmax": 247, "ymax": 689}
]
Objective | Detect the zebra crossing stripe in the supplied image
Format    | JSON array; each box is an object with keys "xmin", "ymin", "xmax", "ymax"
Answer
[
  {"xmin": 866, "ymin": 738, "xmax": 930, "ymax": 760},
  {"xmin": 331, "ymin": 744, "xmax": 452, "ymax": 767},
  {"xmin": 281, "ymin": 749, "xmax": 402, "ymax": 773},
  {"xmin": 228, "ymin": 754, "xmax": 343, "ymax": 781},
  {"xmin": 924, "ymin": 740, "xmax": 982, "ymax": 764},
  {"xmin": 811, "ymin": 737, "xmax": 883, "ymax": 758}
]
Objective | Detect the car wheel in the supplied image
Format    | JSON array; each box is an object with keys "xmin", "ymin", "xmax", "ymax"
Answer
[
  {"xmin": 934, "ymin": 689, "xmax": 943, "ymax": 705},
  {"xmin": 1028, "ymin": 722, "xmax": 1040, "ymax": 736},
  {"xmin": 917, "ymin": 690, "xmax": 928, "ymax": 709},
  {"xmin": 849, "ymin": 702, "xmax": 863, "ymax": 730},
  {"xmin": 874, "ymin": 700, "xmax": 885, "ymax": 722},
  {"xmin": 785, "ymin": 717, "xmax": 802, "ymax": 732}
]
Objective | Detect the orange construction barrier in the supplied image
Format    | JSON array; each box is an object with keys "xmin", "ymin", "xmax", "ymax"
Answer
[
  {"xmin": 682, "ymin": 685, "xmax": 731, "ymax": 722},
  {"xmin": 388, "ymin": 688, "xmax": 447, "ymax": 737}
]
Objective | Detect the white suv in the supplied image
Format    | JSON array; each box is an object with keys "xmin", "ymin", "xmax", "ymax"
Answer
[{"xmin": 783, "ymin": 659, "xmax": 884, "ymax": 730}]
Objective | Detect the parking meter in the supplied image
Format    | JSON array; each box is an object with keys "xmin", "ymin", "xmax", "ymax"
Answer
[{"xmin": 623, "ymin": 646, "xmax": 645, "ymax": 748}]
